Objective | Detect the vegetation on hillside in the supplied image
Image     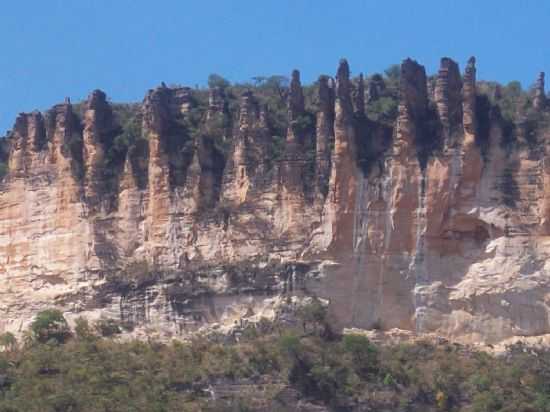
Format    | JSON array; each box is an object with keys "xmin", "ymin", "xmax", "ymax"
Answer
[{"xmin": 0, "ymin": 306, "xmax": 550, "ymax": 411}]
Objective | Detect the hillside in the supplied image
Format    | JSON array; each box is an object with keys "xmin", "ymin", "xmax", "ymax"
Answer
[{"xmin": 1, "ymin": 307, "xmax": 550, "ymax": 411}]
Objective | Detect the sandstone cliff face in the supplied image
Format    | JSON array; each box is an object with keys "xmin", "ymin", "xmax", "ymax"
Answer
[
  {"xmin": 0, "ymin": 57, "xmax": 549, "ymax": 344},
  {"xmin": 314, "ymin": 75, "xmax": 334, "ymax": 200}
]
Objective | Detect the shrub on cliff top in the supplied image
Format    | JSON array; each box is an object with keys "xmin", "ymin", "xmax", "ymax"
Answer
[{"xmin": 207, "ymin": 73, "xmax": 231, "ymax": 90}]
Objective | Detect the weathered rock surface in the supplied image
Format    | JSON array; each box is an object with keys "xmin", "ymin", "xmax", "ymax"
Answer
[
  {"xmin": 314, "ymin": 75, "xmax": 334, "ymax": 200},
  {"xmin": 534, "ymin": 72, "xmax": 546, "ymax": 110},
  {"xmin": 434, "ymin": 57, "xmax": 462, "ymax": 146},
  {"xmin": 0, "ymin": 57, "xmax": 549, "ymax": 345}
]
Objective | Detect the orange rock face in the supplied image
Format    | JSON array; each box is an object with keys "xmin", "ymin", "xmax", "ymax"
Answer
[{"xmin": 0, "ymin": 57, "xmax": 550, "ymax": 344}]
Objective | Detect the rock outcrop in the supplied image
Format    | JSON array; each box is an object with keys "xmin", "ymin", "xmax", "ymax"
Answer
[
  {"xmin": 434, "ymin": 57, "xmax": 462, "ymax": 145},
  {"xmin": 314, "ymin": 75, "xmax": 334, "ymax": 199},
  {"xmin": 353, "ymin": 73, "xmax": 365, "ymax": 117},
  {"xmin": 0, "ymin": 56, "xmax": 550, "ymax": 345},
  {"xmin": 324, "ymin": 59, "xmax": 359, "ymax": 252},
  {"xmin": 279, "ymin": 69, "xmax": 315, "ymax": 233},
  {"xmin": 222, "ymin": 90, "xmax": 263, "ymax": 206},
  {"xmin": 462, "ymin": 57, "xmax": 477, "ymax": 136},
  {"xmin": 82, "ymin": 90, "xmax": 116, "ymax": 208},
  {"xmin": 534, "ymin": 72, "xmax": 546, "ymax": 110},
  {"xmin": 8, "ymin": 111, "xmax": 46, "ymax": 176}
]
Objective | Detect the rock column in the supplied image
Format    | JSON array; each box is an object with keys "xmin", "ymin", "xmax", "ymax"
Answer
[
  {"xmin": 434, "ymin": 57, "xmax": 462, "ymax": 146},
  {"xmin": 82, "ymin": 90, "xmax": 114, "ymax": 208},
  {"xmin": 315, "ymin": 75, "xmax": 334, "ymax": 200},
  {"xmin": 534, "ymin": 72, "xmax": 546, "ymax": 110}
]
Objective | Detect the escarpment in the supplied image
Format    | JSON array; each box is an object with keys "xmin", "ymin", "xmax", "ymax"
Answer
[{"xmin": 0, "ymin": 56, "xmax": 549, "ymax": 344}]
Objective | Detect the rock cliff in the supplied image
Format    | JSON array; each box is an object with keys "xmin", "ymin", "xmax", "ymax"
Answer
[{"xmin": 0, "ymin": 56, "xmax": 549, "ymax": 344}]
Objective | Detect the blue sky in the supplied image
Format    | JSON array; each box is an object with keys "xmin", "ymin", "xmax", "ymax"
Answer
[{"xmin": 0, "ymin": 0, "xmax": 548, "ymax": 134}]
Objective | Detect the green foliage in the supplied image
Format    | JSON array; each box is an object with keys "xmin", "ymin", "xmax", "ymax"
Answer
[
  {"xmin": 2, "ymin": 316, "xmax": 550, "ymax": 410},
  {"xmin": 65, "ymin": 130, "xmax": 85, "ymax": 181},
  {"xmin": 383, "ymin": 373, "xmax": 395, "ymax": 386},
  {"xmin": 0, "ymin": 163, "xmax": 8, "ymax": 180},
  {"xmin": 499, "ymin": 82, "xmax": 525, "ymax": 124},
  {"xmin": 253, "ymin": 75, "xmax": 289, "ymax": 91},
  {"xmin": 208, "ymin": 73, "xmax": 231, "ymax": 90},
  {"xmin": 252, "ymin": 75, "xmax": 290, "ymax": 163},
  {"xmin": 414, "ymin": 104, "xmax": 443, "ymax": 170},
  {"xmin": 291, "ymin": 113, "xmax": 315, "ymax": 137},
  {"xmin": 296, "ymin": 298, "xmax": 329, "ymax": 336},
  {"xmin": 94, "ymin": 319, "xmax": 123, "ymax": 337},
  {"xmin": 74, "ymin": 317, "xmax": 95, "ymax": 341},
  {"xmin": 0, "ymin": 333, "xmax": 17, "ymax": 352},
  {"xmin": 476, "ymin": 79, "xmax": 550, "ymax": 156},
  {"xmin": 342, "ymin": 334, "xmax": 379, "ymax": 379},
  {"xmin": 384, "ymin": 64, "xmax": 400, "ymax": 82},
  {"xmin": 472, "ymin": 391, "xmax": 503, "ymax": 412},
  {"xmin": 365, "ymin": 67, "xmax": 399, "ymax": 125},
  {"xmin": 103, "ymin": 104, "xmax": 145, "ymax": 192},
  {"xmin": 534, "ymin": 393, "xmax": 550, "ymax": 412},
  {"xmin": 506, "ymin": 81, "xmax": 523, "ymax": 99},
  {"xmin": 367, "ymin": 95, "xmax": 398, "ymax": 123},
  {"xmin": 278, "ymin": 333, "xmax": 301, "ymax": 358},
  {"xmin": 30, "ymin": 310, "xmax": 71, "ymax": 345},
  {"xmin": 269, "ymin": 135, "xmax": 285, "ymax": 163},
  {"xmin": 475, "ymin": 94, "xmax": 492, "ymax": 160}
]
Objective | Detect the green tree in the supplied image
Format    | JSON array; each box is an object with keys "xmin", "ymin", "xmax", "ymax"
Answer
[
  {"xmin": 505, "ymin": 81, "xmax": 523, "ymax": 100},
  {"xmin": 367, "ymin": 95, "xmax": 398, "ymax": 123},
  {"xmin": 256, "ymin": 75, "xmax": 289, "ymax": 99},
  {"xmin": 472, "ymin": 391, "xmax": 502, "ymax": 412},
  {"xmin": 297, "ymin": 298, "xmax": 329, "ymax": 335},
  {"xmin": 342, "ymin": 334, "xmax": 379, "ymax": 379},
  {"xmin": 384, "ymin": 64, "xmax": 400, "ymax": 82},
  {"xmin": 95, "ymin": 318, "xmax": 122, "ymax": 337},
  {"xmin": 30, "ymin": 309, "xmax": 71, "ymax": 344},
  {"xmin": 0, "ymin": 332, "xmax": 17, "ymax": 352},
  {"xmin": 74, "ymin": 317, "xmax": 96, "ymax": 341},
  {"xmin": 208, "ymin": 73, "xmax": 231, "ymax": 90},
  {"xmin": 0, "ymin": 163, "xmax": 8, "ymax": 180}
]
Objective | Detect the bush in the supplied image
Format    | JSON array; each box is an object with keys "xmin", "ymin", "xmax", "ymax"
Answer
[
  {"xmin": 342, "ymin": 334, "xmax": 379, "ymax": 379},
  {"xmin": 367, "ymin": 95, "xmax": 398, "ymax": 123},
  {"xmin": 30, "ymin": 310, "xmax": 71, "ymax": 344},
  {"xmin": 74, "ymin": 317, "xmax": 95, "ymax": 341},
  {"xmin": 1, "ymin": 315, "xmax": 550, "ymax": 410},
  {"xmin": 384, "ymin": 64, "xmax": 400, "ymax": 82},
  {"xmin": 0, "ymin": 333, "xmax": 16, "ymax": 352},
  {"xmin": 297, "ymin": 298, "xmax": 328, "ymax": 335},
  {"xmin": 534, "ymin": 393, "xmax": 550, "ymax": 412},
  {"xmin": 472, "ymin": 391, "xmax": 502, "ymax": 412},
  {"xmin": 0, "ymin": 163, "xmax": 7, "ymax": 180},
  {"xmin": 278, "ymin": 333, "xmax": 301, "ymax": 358},
  {"xmin": 208, "ymin": 74, "xmax": 231, "ymax": 90},
  {"xmin": 95, "ymin": 318, "xmax": 123, "ymax": 337},
  {"xmin": 383, "ymin": 373, "xmax": 396, "ymax": 387}
]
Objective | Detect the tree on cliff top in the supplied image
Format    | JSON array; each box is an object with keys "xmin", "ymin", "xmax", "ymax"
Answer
[{"xmin": 207, "ymin": 73, "xmax": 231, "ymax": 90}]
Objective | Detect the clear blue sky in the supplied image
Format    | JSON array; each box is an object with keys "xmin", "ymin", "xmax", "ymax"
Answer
[{"xmin": 0, "ymin": 0, "xmax": 548, "ymax": 134}]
